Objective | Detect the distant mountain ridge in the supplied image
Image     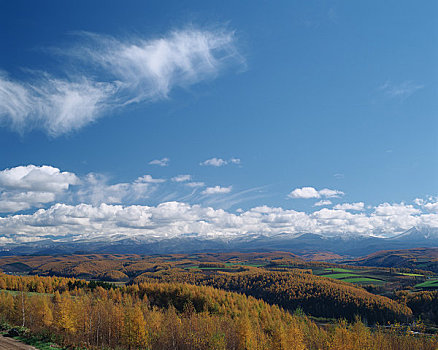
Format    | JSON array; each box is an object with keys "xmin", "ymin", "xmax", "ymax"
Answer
[
  {"xmin": 349, "ymin": 247, "xmax": 438, "ymax": 272},
  {"xmin": 0, "ymin": 226, "xmax": 437, "ymax": 257}
]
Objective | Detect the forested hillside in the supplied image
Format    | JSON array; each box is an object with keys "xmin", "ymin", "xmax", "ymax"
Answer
[
  {"xmin": 0, "ymin": 273, "xmax": 437, "ymax": 350},
  {"xmin": 135, "ymin": 270, "xmax": 412, "ymax": 323}
]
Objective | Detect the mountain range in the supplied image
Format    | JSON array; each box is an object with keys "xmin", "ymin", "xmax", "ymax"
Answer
[{"xmin": 1, "ymin": 226, "xmax": 437, "ymax": 257}]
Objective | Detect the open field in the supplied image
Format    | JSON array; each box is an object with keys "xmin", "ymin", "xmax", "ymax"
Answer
[
  {"xmin": 320, "ymin": 273, "xmax": 361, "ymax": 279},
  {"xmin": 415, "ymin": 279, "xmax": 438, "ymax": 289}
]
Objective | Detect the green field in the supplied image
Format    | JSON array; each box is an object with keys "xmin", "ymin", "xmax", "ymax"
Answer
[
  {"xmin": 224, "ymin": 262, "xmax": 265, "ymax": 267},
  {"xmin": 0, "ymin": 289, "xmax": 51, "ymax": 297},
  {"xmin": 323, "ymin": 268, "xmax": 354, "ymax": 273},
  {"xmin": 415, "ymin": 279, "xmax": 438, "ymax": 289},
  {"xmin": 318, "ymin": 269, "xmax": 385, "ymax": 285},
  {"xmin": 397, "ymin": 272, "xmax": 424, "ymax": 277},
  {"xmin": 320, "ymin": 273, "xmax": 361, "ymax": 279},
  {"xmin": 342, "ymin": 277, "xmax": 384, "ymax": 284}
]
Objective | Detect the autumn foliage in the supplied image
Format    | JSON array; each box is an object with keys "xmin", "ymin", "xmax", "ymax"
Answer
[{"xmin": 0, "ymin": 273, "xmax": 436, "ymax": 349}]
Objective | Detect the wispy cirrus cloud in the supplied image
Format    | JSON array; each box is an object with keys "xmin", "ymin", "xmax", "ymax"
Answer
[
  {"xmin": 171, "ymin": 174, "xmax": 192, "ymax": 182},
  {"xmin": 0, "ymin": 74, "xmax": 115, "ymax": 136},
  {"xmin": 202, "ymin": 185, "xmax": 232, "ymax": 195},
  {"xmin": 0, "ymin": 27, "xmax": 242, "ymax": 136},
  {"xmin": 379, "ymin": 80, "xmax": 423, "ymax": 99},
  {"xmin": 185, "ymin": 181, "xmax": 205, "ymax": 188},
  {"xmin": 76, "ymin": 173, "xmax": 164, "ymax": 205}
]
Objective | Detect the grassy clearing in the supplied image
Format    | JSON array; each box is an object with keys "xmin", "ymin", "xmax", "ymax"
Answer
[
  {"xmin": 397, "ymin": 272, "xmax": 424, "ymax": 277},
  {"xmin": 0, "ymin": 289, "xmax": 51, "ymax": 297},
  {"xmin": 320, "ymin": 273, "xmax": 361, "ymax": 279},
  {"xmin": 342, "ymin": 277, "xmax": 384, "ymax": 284},
  {"xmin": 224, "ymin": 262, "xmax": 264, "ymax": 267},
  {"xmin": 415, "ymin": 279, "xmax": 438, "ymax": 289},
  {"xmin": 15, "ymin": 335, "xmax": 63, "ymax": 350},
  {"xmin": 323, "ymin": 268, "xmax": 355, "ymax": 273}
]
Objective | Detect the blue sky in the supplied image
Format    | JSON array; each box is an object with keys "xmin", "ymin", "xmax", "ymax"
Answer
[{"xmin": 0, "ymin": 1, "xmax": 437, "ymax": 243}]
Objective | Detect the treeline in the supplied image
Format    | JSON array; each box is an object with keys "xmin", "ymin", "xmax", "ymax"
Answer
[
  {"xmin": 134, "ymin": 270, "xmax": 412, "ymax": 323},
  {"xmin": 0, "ymin": 274, "xmax": 437, "ymax": 349},
  {"xmin": 395, "ymin": 290, "xmax": 438, "ymax": 324}
]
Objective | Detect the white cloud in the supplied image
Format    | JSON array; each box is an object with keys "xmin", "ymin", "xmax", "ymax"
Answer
[
  {"xmin": 136, "ymin": 175, "xmax": 165, "ymax": 183},
  {"xmin": 0, "ymin": 28, "xmax": 242, "ymax": 135},
  {"xmin": 379, "ymin": 80, "xmax": 423, "ymax": 99},
  {"xmin": 0, "ymin": 74, "xmax": 115, "ymax": 136},
  {"xmin": 1, "ymin": 200, "xmax": 437, "ymax": 244},
  {"xmin": 200, "ymin": 157, "xmax": 241, "ymax": 167},
  {"xmin": 76, "ymin": 173, "xmax": 162, "ymax": 205},
  {"xmin": 333, "ymin": 202, "xmax": 364, "ymax": 211},
  {"xmin": 373, "ymin": 202, "xmax": 420, "ymax": 216},
  {"xmin": 413, "ymin": 197, "xmax": 438, "ymax": 213},
  {"xmin": 149, "ymin": 158, "xmax": 169, "ymax": 167},
  {"xmin": 171, "ymin": 174, "xmax": 191, "ymax": 182},
  {"xmin": 288, "ymin": 186, "xmax": 343, "ymax": 199},
  {"xmin": 1, "ymin": 165, "xmax": 436, "ymax": 242},
  {"xmin": 186, "ymin": 182, "xmax": 205, "ymax": 188},
  {"xmin": 368, "ymin": 203, "xmax": 423, "ymax": 234},
  {"xmin": 424, "ymin": 202, "xmax": 438, "ymax": 213},
  {"xmin": 414, "ymin": 198, "xmax": 424, "ymax": 206},
  {"xmin": 288, "ymin": 187, "xmax": 320, "ymax": 199},
  {"xmin": 319, "ymin": 188, "xmax": 344, "ymax": 198},
  {"xmin": 314, "ymin": 200, "xmax": 332, "ymax": 207},
  {"xmin": 76, "ymin": 29, "xmax": 240, "ymax": 101},
  {"xmin": 0, "ymin": 165, "xmax": 79, "ymax": 213},
  {"xmin": 202, "ymin": 185, "xmax": 232, "ymax": 195},
  {"xmin": 200, "ymin": 158, "xmax": 228, "ymax": 167}
]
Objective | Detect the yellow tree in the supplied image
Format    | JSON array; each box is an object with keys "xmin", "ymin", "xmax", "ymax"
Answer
[
  {"xmin": 123, "ymin": 304, "xmax": 148, "ymax": 350},
  {"xmin": 53, "ymin": 291, "xmax": 77, "ymax": 339},
  {"xmin": 27, "ymin": 296, "xmax": 53, "ymax": 333}
]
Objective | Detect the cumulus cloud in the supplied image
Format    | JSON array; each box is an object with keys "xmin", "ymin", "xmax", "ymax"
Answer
[
  {"xmin": 200, "ymin": 157, "xmax": 241, "ymax": 167},
  {"xmin": 202, "ymin": 185, "xmax": 232, "ymax": 195},
  {"xmin": 333, "ymin": 202, "xmax": 364, "ymax": 211},
  {"xmin": 373, "ymin": 202, "xmax": 420, "ymax": 216},
  {"xmin": 289, "ymin": 187, "xmax": 320, "ymax": 199},
  {"xmin": 288, "ymin": 187, "xmax": 344, "ymax": 199},
  {"xmin": 149, "ymin": 158, "xmax": 169, "ymax": 167},
  {"xmin": 137, "ymin": 175, "xmax": 165, "ymax": 183},
  {"xmin": 0, "ymin": 27, "xmax": 242, "ymax": 136},
  {"xmin": 0, "ymin": 165, "xmax": 79, "ymax": 213},
  {"xmin": 171, "ymin": 174, "xmax": 191, "ymax": 182},
  {"xmin": 1, "ymin": 200, "xmax": 437, "ymax": 244},
  {"xmin": 314, "ymin": 200, "xmax": 332, "ymax": 207},
  {"xmin": 200, "ymin": 158, "xmax": 228, "ymax": 167},
  {"xmin": 1, "ymin": 164, "xmax": 436, "ymax": 243},
  {"xmin": 230, "ymin": 158, "xmax": 241, "ymax": 164},
  {"xmin": 414, "ymin": 197, "xmax": 438, "ymax": 213}
]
